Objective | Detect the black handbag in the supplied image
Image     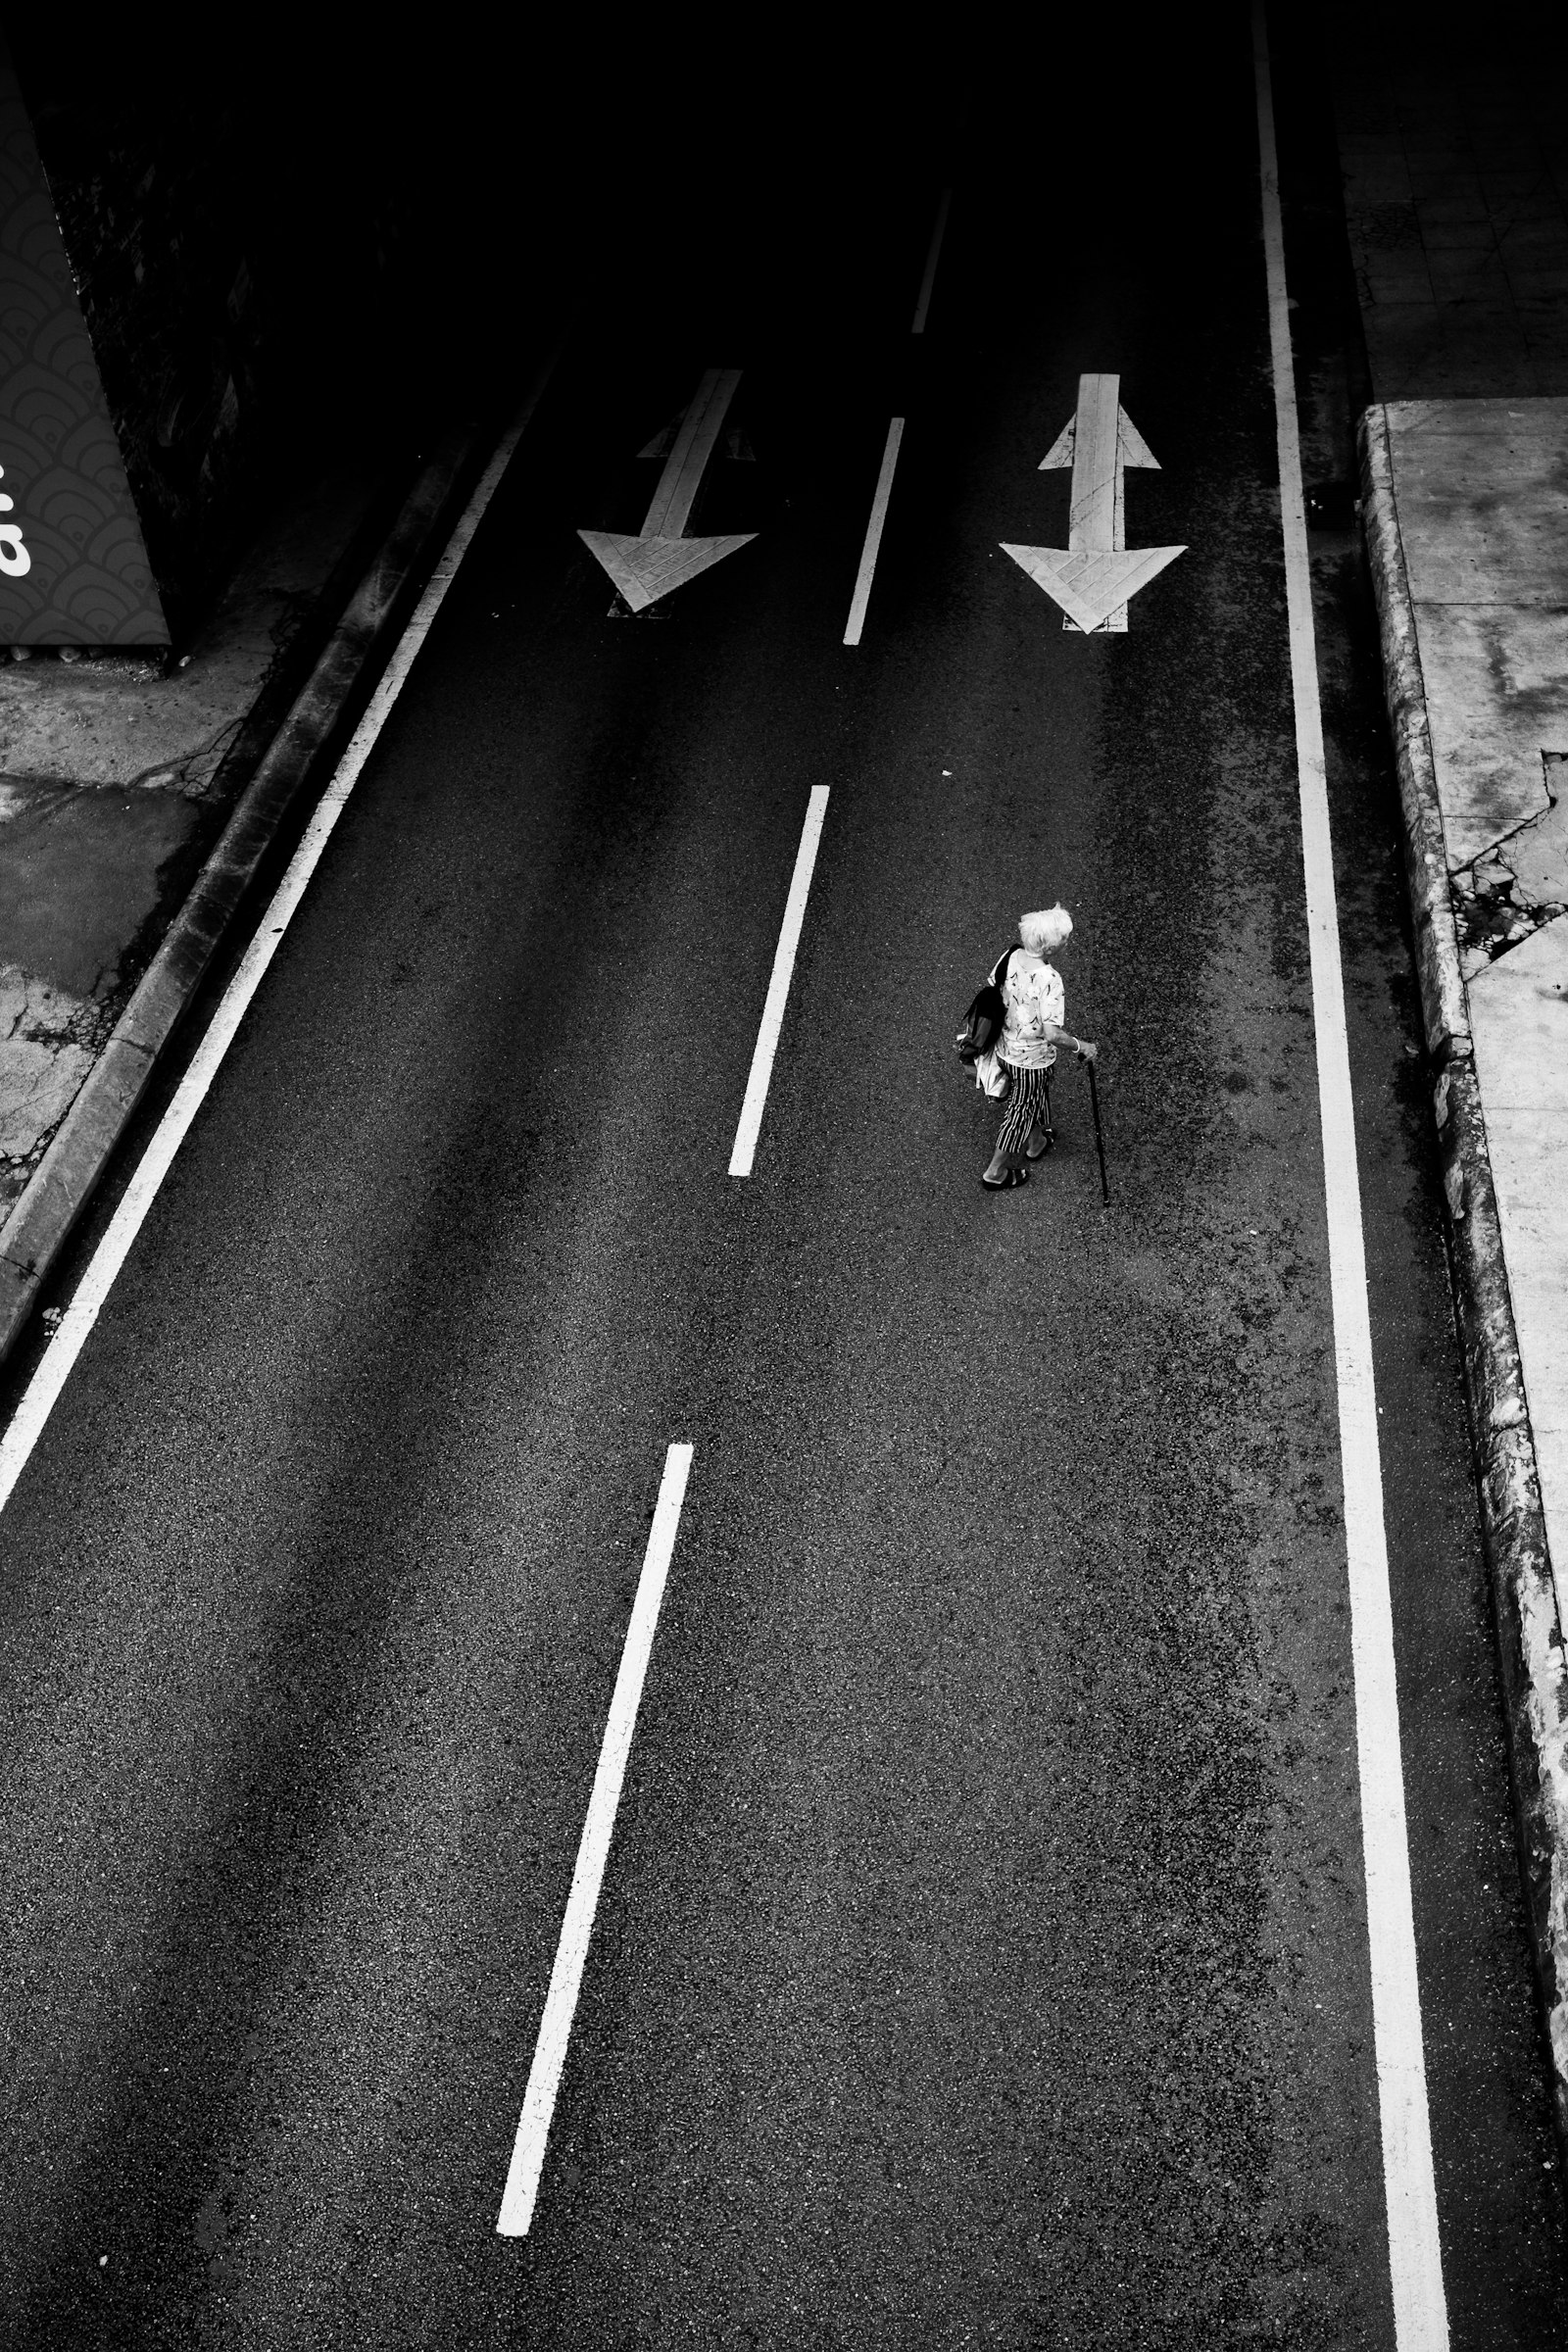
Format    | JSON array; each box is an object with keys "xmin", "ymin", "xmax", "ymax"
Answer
[{"xmin": 956, "ymin": 946, "xmax": 1017, "ymax": 1063}]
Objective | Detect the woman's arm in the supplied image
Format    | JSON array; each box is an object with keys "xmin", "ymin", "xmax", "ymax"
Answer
[{"xmin": 1042, "ymin": 1021, "xmax": 1098, "ymax": 1062}]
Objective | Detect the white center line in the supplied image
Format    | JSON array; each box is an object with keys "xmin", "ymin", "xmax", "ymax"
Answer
[
  {"xmin": 843, "ymin": 418, "xmax": 906, "ymax": 648},
  {"xmin": 0, "ymin": 354, "xmax": 564, "ymax": 1523},
  {"xmin": 496, "ymin": 1442, "xmax": 694, "ymax": 2239},
  {"xmin": 728, "ymin": 787, "xmax": 830, "ymax": 1177},
  {"xmin": 1252, "ymin": 11, "xmax": 1448, "ymax": 2348},
  {"xmin": 910, "ymin": 187, "xmax": 953, "ymax": 333}
]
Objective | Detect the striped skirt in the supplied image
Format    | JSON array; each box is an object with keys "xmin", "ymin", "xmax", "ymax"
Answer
[{"xmin": 996, "ymin": 1061, "xmax": 1052, "ymax": 1159}]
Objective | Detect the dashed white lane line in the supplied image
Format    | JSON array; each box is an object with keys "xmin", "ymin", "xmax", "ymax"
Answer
[
  {"xmin": 911, "ymin": 187, "xmax": 953, "ymax": 333},
  {"xmin": 496, "ymin": 1442, "xmax": 694, "ymax": 2239},
  {"xmin": 843, "ymin": 418, "xmax": 905, "ymax": 647},
  {"xmin": 728, "ymin": 787, "xmax": 830, "ymax": 1177},
  {"xmin": 1253, "ymin": 11, "xmax": 1449, "ymax": 2348},
  {"xmin": 0, "ymin": 352, "xmax": 563, "ymax": 1523}
]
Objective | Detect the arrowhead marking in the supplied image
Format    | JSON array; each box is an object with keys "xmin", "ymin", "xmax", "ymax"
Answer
[
  {"xmin": 1116, "ymin": 408, "xmax": 1159, "ymax": 468},
  {"xmin": 1039, "ymin": 404, "xmax": 1161, "ymax": 471},
  {"xmin": 578, "ymin": 529, "xmax": 758, "ymax": 612},
  {"xmin": 999, "ymin": 542, "xmax": 1187, "ymax": 633},
  {"xmin": 636, "ymin": 415, "xmax": 755, "ymax": 462},
  {"xmin": 1040, "ymin": 417, "xmax": 1077, "ymax": 470}
]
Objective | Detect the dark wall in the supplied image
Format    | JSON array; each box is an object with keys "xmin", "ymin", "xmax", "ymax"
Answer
[
  {"xmin": 4, "ymin": 38, "xmax": 474, "ymax": 640},
  {"xmin": 0, "ymin": 27, "xmax": 961, "ymax": 640}
]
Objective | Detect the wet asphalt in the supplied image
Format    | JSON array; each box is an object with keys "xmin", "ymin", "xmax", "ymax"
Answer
[{"xmin": 0, "ymin": 11, "xmax": 1565, "ymax": 2348}]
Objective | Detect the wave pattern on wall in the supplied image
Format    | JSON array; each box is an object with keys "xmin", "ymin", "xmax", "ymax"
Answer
[{"xmin": 0, "ymin": 40, "xmax": 168, "ymax": 645}]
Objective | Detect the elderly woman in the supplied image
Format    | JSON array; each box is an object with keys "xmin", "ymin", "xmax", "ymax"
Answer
[{"xmin": 981, "ymin": 905, "xmax": 1098, "ymax": 1191}]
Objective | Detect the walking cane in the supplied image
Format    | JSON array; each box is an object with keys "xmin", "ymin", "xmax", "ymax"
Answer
[{"xmin": 1083, "ymin": 1054, "xmax": 1109, "ymax": 1205}]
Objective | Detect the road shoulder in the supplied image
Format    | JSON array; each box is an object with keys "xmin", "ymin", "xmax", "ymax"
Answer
[{"xmin": 0, "ymin": 427, "xmax": 489, "ymax": 1368}]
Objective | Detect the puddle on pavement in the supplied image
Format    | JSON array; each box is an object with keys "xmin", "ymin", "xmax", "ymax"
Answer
[{"xmin": 0, "ymin": 779, "xmax": 202, "ymax": 1000}]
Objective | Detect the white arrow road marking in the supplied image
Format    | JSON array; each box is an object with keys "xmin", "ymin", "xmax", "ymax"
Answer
[
  {"xmin": 496, "ymin": 1444, "xmax": 695, "ymax": 2240},
  {"xmin": 1254, "ymin": 8, "xmax": 1447, "ymax": 2346},
  {"xmin": 998, "ymin": 544, "xmax": 1187, "ymax": 638},
  {"xmin": 1042, "ymin": 400, "xmax": 1159, "ymax": 478},
  {"xmin": 578, "ymin": 530, "xmax": 759, "ymax": 612},
  {"xmin": 1064, "ymin": 369, "xmax": 1124, "ymax": 550},
  {"xmin": 641, "ymin": 368, "xmax": 739, "ymax": 536},
  {"xmin": 1001, "ymin": 370, "xmax": 1184, "ymax": 633},
  {"xmin": 579, "ymin": 367, "xmax": 758, "ymax": 612},
  {"xmin": 638, "ymin": 417, "xmax": 754, "ymax": 462}
]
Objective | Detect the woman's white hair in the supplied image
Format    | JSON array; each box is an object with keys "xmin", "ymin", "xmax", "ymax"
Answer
[{"xmin": 1018, "ymin": 904, "xmax": 1072, "ymax": 956}]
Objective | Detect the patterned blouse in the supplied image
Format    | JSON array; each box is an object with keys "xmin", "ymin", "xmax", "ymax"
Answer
[{"xmin": 998, "ymin": 952, "xmax": 1065, "ymax": 1069}]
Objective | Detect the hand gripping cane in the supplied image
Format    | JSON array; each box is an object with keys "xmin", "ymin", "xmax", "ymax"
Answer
[{"xmin": 1083, "ymin": 1054, "xmax": 1109, "ymax": 1205}]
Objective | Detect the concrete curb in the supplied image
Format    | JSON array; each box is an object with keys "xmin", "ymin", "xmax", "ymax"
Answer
[
  {"xmin": 0, "ymin": 422, "xmax": 483, "ymax": 1367},
  {"xmin": 1359, "ymin": 403, "xmax": 1568, "ymax": 2149}
]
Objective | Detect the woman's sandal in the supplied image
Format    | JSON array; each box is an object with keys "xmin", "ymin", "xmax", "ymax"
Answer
[
  {"xmin": 980, "ymin": 1166, "xmax": 1029, "ymax": 1190},
  {"xmin": 1025, "ymin": 1127, "xmax": 1054, "ymax": 1161}
]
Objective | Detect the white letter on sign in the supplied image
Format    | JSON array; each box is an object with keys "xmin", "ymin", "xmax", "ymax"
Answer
[{"xmin": 0, "ymin": 469, "xmax": 29, "ymax": 575}]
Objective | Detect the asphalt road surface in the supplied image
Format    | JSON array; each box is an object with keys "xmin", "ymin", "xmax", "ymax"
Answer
[{"xmin": 2, "ymin": 15, "xmax": 1566, "ymax": 2349}]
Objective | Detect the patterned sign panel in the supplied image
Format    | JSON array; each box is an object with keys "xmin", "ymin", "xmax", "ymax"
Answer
[{"xmin": 0, "ymin": 38, "xmax": 167, "ymax": 644}]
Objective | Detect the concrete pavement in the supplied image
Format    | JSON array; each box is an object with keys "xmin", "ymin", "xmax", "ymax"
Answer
[
  {"xmin": 1327, "ymin": 0, "xmax": 1568, "ymax": 401},
  {"xmin": 0, "ymin": 464, "xmax": 385, "ymax": 1218},
  {"xmin": 1367, "ymin": 401, "xmax": 1568, "ymax": 1580}
]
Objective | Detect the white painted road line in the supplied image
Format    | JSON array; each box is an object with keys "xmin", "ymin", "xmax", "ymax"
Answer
[
  {"xmin": 1002, "ymin": 373, "xmax": 1184, "ymax": 636},
  {"xmin": 640, "ymin": 368, "xmax": 742, "ymax": 539},
  {"xmin": 910, "ymin": 187, "xmax": 952, "ymax": 333},
  {"xmin": 496, "ymin": 1443, "xmax": 695, "ymax": 2239},
  {"xmin": 0, "ymin": 352, "xmax": 563, "ymax": 1523},
  {"xmin": 843, "ymin": 418, "xmax": 905, "ymax": 647},
  {"xmin": 728, "ymin": 787, "xmax": 830, "ymax": 1177},
  {"xmin": 1252, "ymin": 13, "xmax": 1449, "ymax": 2349},
  {"xmin": 579, "ymin": 367, "xmax": 758, "ymax": 614}
]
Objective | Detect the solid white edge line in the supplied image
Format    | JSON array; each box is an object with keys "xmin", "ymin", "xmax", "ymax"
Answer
[
  {"xmin": 843, "ymin": 418, "xmax": 906, "ymax": 647},
  {"xmin": 495, "ymin": 1442, "xmax": 694, "ymax": 2239},
  {"xmin": 1252, "ymin": 12, "xmax": 1449, "ymax": 2348},
  {"xmin": 0, "ymin": 347, "xmax": 564, "ymax": 1521},
  {"xmin": 727, "ymin": 787, "xmax": 830, "ymax": 1177},
  {"xmin": 910, "ymin": 187, "xmax": 953, "ymax": 333}
]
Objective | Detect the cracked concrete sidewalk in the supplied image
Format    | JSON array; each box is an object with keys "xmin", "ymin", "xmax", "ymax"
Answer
[
  {"xmin": 0, "ymin": 465, "xmax": 380, "ymax": 1218},
  {"xmin": 1377, "ymin": 395, "xmax": 1568, "ymax": 1585},
  {"xmin": 1335, "ymin": 3, "xmax": 1568, "ymax": 2152}
]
